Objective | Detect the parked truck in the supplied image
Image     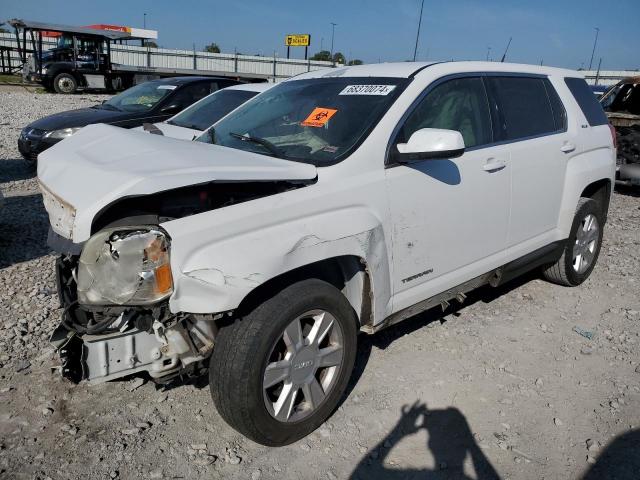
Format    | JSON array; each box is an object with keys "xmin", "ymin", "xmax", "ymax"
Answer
[{"xmin": 1, "ymin": 19, "xmax": 267, "ymax": 93}]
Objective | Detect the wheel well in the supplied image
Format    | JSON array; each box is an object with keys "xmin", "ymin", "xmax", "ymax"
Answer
[
  {"xmin": 581, "ymin": 179, "xmax": 611, "ymax": 221},
  {"xmin": 234, "ymin": 256, "xmax": 373, "ymax": 326}
]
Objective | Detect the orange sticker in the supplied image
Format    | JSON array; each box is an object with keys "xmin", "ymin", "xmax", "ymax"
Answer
[{"xmin": 301, "ymin": 107, "xmax": 338, "ymax": 127}]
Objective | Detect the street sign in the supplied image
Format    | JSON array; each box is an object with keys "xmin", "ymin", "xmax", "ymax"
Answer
[{"xmin": 285, "ymin": 34, "xmax": 310, "ymax": 47}]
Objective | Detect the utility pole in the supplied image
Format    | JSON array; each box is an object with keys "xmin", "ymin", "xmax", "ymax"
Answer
[
  {"xmin": 500, "ymin": 37, "xmax": 512, "ymax": 62},
  {"xmin": 413, "ymin": 0, "xmax": 425, "ymax": 62},
  {"xmin": 143, "ymin": 13, "xmax": 147, "ymax": 29},
  {"xmin": 595, "ymin": 57, "xmax": 602, "ymax": 85},
  {"xmin": 486, "ymin": 46, "xmax": 491, "ymax": 61},
  {"xmin": 320, "ymin": 37, "xmax": 324, "ymax": 52},
  {"xmin": 588, "ymin": 27, "xmax": 599, "ymax": 71},
  {"xmin": 330, "ymin": 22, "xmax": 337, "ymax": 62}
]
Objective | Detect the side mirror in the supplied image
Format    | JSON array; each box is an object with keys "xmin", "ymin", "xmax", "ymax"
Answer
[
  {"xmin": 396, "ymin": 128, "xmax": 465, "ymax": 162},
  {"xmin": 160, "ymin": 104, "xmax": 182, "ymax": 115}
]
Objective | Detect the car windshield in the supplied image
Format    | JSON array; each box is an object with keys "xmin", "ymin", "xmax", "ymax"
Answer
[
  {"xmin": 103, "ymin": 82, "xmax": 177, "ymax": 112},
  {"xmin": 168, "ymin": 89, "xmax": 258, "ymax": 131},
  {"xmin": 197, "ymin": 77, "xmax": 408, "ymax": 164}
]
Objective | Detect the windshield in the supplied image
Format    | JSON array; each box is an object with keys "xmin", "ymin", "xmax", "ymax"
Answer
[
  {"xmin": 197, "ymin": 77, "xmax": 408, "ymax": 164},
  {"xmin": 169, "ymin": 89, "xmax": 258, "ymax": 131},
  {"xmin": 56, "ymin": 34, "xmax": 73, "ymax": 49},
  {"xmin": 103, "ymin": 82, "xmax": 177, "ymax": 112}
]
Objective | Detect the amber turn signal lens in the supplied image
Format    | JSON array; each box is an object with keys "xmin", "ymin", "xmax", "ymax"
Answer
[{"xmin": 154, "ymin": 263, "xmax": 173, "ymax": 295}]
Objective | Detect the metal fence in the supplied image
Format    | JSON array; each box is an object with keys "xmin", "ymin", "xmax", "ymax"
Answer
[
  {"xmin": 0, "ymin": 32, "xmax": 334, "ymax": 80},
  {"xmin": 2, "ymin": 32, "xmax": 638, "ymax": 84}
]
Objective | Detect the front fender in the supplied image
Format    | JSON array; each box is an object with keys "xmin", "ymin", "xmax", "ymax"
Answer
[{"xmin": 162, "ymin": 194, "xmax": 391, "ymax": 324}]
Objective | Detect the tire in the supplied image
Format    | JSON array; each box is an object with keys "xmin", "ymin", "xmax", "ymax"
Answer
[
  {"xmin": 209, "ymin": 279, "xmax": 358, "ymax": 446},
  {"xmin": 543, "ymin": 198, "xmax": 604, "ymax": 286},
  {"xmin": 53, "ymin": 73, "xmax": 77, "ymax": 94}
]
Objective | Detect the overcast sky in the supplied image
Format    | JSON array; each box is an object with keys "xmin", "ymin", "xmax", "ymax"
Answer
[{"xmin": 3, "ymin": 0, "xmax": 638, "ymax": 70}]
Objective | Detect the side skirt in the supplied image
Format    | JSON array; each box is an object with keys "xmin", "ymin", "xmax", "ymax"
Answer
[{"xmin": 363, "ymin": 240, "xmax": 565, "ymax": 334}]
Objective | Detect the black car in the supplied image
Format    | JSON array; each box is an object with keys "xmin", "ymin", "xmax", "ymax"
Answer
[{"xmin": 18, "ymin": 76, "xmax": 241, "ymax": 163}]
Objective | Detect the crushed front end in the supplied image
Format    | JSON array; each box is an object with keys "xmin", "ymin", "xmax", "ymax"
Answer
[{"xmin": 50, "ymin": 230, "xmax": 218, "ymax": 385}]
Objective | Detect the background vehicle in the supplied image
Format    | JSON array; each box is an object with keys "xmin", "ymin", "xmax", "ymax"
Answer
[
  {"xmin": 589, "ymin": 84, "xmax": 609, "ymax": 97},
  {"xmin": 2, "ymin": 19, "xmax": 265, "ymax": 94},
  {"xmin": 18, "ymin": 76, "xmax": 240, "ymax": 164},
  {"xmin": 599, "ymin": 76, "xmax": 640, "ymax": 186},
  {"xmin": 39, "ymin": 62, "xmax": 615, "ymax": 446},
  {"xmin": 137, "ymin": 83, "xmax": 272, "ymax": 140}
]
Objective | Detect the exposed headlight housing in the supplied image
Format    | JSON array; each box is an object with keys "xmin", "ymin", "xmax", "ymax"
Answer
[
  {"xmin": 44, "ymin": 127, "xmax": 82, "ymax": 140},
  {"xmin": 77, "ymin": 227, "xmax": 173, "ymax": 306}
]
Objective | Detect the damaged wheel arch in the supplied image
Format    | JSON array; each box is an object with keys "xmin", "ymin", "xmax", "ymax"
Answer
[{"xmin": 232, "ymin": 255, "xmax": 374, "ymax": 329}]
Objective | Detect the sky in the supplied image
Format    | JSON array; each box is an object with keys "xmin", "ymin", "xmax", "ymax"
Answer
[{"xmin": 2, "ymin": 0, "xmax": 639, "ymax": 70}]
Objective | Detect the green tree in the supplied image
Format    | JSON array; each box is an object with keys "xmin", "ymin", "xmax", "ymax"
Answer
[
  {"xmin": 204, "ymin": 43, "xmax": 221, "ymax": 53},
  {"xmin": 332, "ymin": 52, "xmax": 346, "ymax": 64},
  {"xmin": 0, "ymin": 27, "xmax": 10, "ymax": 34},
  {"xmin": 144, "ymin": 40, "xmax": 158, "ymax": 48},
  {"xmin": 310, "ymin": 50, "xmax": 332, "ymax": 61},
  {"xmin": 348, "ymin": 59, "xmax": 363, "ymax": 66}
]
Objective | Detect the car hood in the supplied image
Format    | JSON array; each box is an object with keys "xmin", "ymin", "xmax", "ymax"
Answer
[
  {"xmin": 27, "ymin": 106, "xmax": 151, "ymax": 131},
  {"xmin": 38, "ymin": 124, "xmax": 317, "ymax": 242}
]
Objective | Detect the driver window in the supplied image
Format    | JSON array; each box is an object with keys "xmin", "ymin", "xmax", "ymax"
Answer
[{"xmin": 399, "ymin": 77, "xmax": 492, "ymax": 149}]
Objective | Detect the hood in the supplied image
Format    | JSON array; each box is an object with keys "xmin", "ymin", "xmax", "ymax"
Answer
[
  {"xmin": 27, "ymin": 105, "xmax": 150, "ymax": 131},
  {"xmin": 38, "ymin": 124, "xmax": 317, "ymax": 242}
]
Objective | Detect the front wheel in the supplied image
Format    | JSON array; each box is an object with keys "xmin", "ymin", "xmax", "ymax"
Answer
[
  {"xmin": 209, "ymin": 279, "xmax": 358, "ymax": 446},
  {"xmin": 543, "ymin": 198, "xmax": 604, "ymax": 286},
  {"xmin": 53, "ymin": 73, "xmax": 77, "ymax": 94}
]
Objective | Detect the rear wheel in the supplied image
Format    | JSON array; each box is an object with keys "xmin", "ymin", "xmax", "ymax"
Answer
[
  {"xmin": 209, "ymin": 279, "xmax": 357, "ymax": 446},
  {"xmin": 543, "ymin": 198, "xmax": 603, "ymax": 286},
  {"xmin": 53, "ymin": 73, "xmax": 77, "ymax": 94}
]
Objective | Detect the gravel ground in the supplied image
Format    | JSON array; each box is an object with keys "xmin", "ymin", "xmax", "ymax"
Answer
[{"xmin": 0, "ymin": 91, "xmax": 639, "ymax": 480}]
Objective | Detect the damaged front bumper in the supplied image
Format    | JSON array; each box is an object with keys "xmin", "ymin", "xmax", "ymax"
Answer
[{"xmin": 52, "ymin": 255, "xmax": 219, "ymax": 384}]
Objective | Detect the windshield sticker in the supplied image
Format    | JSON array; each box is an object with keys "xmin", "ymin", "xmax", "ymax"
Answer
[
  {"xmin": 322, "ymin": 145, "xmax": 339, "ymax": 153},
  {"xmin": 301, "ymin": 107, "xmax": 338, "ymax": 128},
  {"xmin": 157, "ymin": 85, "xmax": 177, "ymax": 90},
  {"xmin": 339, "ymin": 85, "xmax": 396, "ymax": 96}
]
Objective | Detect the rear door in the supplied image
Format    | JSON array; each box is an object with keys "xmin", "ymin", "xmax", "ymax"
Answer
[{"xmin": 485, "ymin": 75, "xmax": 569, "ymax": 246}]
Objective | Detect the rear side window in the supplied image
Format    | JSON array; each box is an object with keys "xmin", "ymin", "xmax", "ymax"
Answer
[
  {"xmin": 486, "ymin": 76, "xmax": 558, "ymax": 141},
  {"xmin": 564, "ymin": 77, "xmax": 609, "ymax": 126},
  {"xmin": 544, "ymin": 81, "xmax": 567, "ymax": 131}
]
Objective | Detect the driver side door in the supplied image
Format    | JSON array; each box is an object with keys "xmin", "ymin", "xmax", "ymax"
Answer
[{"xmin": 385, "ymin": 75, "xmax": 511, "ymax": 312}]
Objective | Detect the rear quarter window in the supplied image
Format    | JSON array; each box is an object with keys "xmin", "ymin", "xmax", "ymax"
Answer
[{"xmin": 564, "ymin": 77, "xmax": 609, "ymax": 126}]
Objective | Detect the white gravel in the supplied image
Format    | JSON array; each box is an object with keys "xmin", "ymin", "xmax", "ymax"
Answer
[{"xmin": 0, "ymin": 90, "xmax": 639, "ymax": 480}]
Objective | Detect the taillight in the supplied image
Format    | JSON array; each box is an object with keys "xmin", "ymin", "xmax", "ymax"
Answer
[{"xmin": 609, "ymin": 123, "xmax": 617, "ymax": 149}]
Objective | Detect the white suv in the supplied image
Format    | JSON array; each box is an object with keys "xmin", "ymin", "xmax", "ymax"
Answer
[{"xmin": 38, "ymin": 61, "xmax": 615, "ymax": 446}]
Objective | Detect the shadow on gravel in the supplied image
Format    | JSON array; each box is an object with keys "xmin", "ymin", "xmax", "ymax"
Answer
[
  {"xmin": 581, "ymin": 429, "xmax": 640, "ymax": 480},
  {"xmin": 341, "ymin": 271, "xmax": 538, "ymax": 404},
  {"xmin": 0, "ymin": 157, "xmax": 35, "ymax": 184},
  {"xmin": 350, "ymin": 401, "xmax": 500, "ymax": 479},
  {"xmin": 0, "ymin": 193, "xmax": 50, "ymax": 268}
]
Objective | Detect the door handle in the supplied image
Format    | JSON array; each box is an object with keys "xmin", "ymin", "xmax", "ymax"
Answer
[
  {"xmin": 482, "ymin": 158, "xmax": 506, "ymax": 172},
  {"xmin": 560, "ymin": 143, "xmax": 576, "ymax": 153}
]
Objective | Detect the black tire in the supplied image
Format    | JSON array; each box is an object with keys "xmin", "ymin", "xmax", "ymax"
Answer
[
  {"xmin": 209, "ymin": 279, "xmax": 358, "ymax": 446},
  {"xmin": 543, "ymin": 198, "xmax": 604, "ymax": 286},
  {"xmin": 53, "ymin": 73, "xmax": 77, "ymax": 94}
]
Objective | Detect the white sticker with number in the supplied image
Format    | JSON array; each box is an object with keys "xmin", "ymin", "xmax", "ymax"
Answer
[{"xmin": 338, "ymin": 85, "xmax": 396, "ymax": 96}]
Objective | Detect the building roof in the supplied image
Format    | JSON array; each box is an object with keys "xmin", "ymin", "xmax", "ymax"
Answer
[{"xmin": 7, "ymin": 19, "xmax": 133, "ymax": 40}]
